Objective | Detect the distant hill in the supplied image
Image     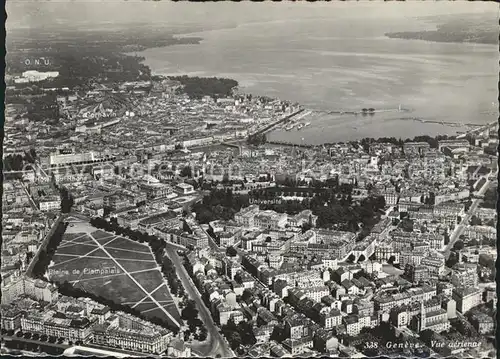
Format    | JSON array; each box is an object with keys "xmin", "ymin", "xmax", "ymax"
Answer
[{"xmin": 386, "ymin": 16, "xmax": 497, "ymax": 45}]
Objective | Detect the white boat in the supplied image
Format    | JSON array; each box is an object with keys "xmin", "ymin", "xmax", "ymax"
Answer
[{"xmin": 304, "ymin": 122, "xmax": 311, "ymax": 127}]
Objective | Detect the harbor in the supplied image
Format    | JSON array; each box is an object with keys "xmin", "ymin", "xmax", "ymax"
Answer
[
  {"xmin": 265, "ymin": 105, "xmax": 493, "ymax": 146},
  {"xmin": 277, "ymin": 105, "xmax": 412, "ymax": 134},
  {"xmin": 282, "ymin": 110, "xmax": 313, "ymax": 131}
]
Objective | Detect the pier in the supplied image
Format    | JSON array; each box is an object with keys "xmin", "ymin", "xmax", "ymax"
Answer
[{"xmin": 407, "ymin": 117, "xmax": 487, "ymax": 128}]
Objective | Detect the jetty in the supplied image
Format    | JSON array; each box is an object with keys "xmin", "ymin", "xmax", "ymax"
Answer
[
  {"xmin": 407, "ymin": 117, "xmax": 485, "ymax": 128},
  {"xmin": 316, "ymin": 104, "xmax": 411, "ymax": 116}
]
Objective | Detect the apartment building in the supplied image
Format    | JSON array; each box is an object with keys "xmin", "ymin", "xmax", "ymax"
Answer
[
  {"xmin": 1, "ymin": 276, "xmax": 59, "ymax": 305},
  {"xmin": 21, "ymin": 310, "xmax": 93, "ymax": 342},
  {"xmin": 93, "ymin": 322, "xmax": 172, "ymax": 354},
  {"xmin": 451, "ymin": 263, "xmax": 479, "ymax": 289},
  {"xmin": 452, "ymin": 287, "xmax": 482, "ymax": 314}
]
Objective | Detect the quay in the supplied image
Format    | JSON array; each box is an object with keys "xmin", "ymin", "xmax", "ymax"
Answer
[
  {"xmin": 250, "ymin": 108, "xmax": 305, "ymax": 136},
  {"xmin": 457, "ymin": 120, "xmax": 498, "ymax": 139}
]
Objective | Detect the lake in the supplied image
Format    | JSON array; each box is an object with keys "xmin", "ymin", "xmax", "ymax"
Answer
[{"xmin": 136, "ymin": 3, "xmax": 497, "ymax": 144}]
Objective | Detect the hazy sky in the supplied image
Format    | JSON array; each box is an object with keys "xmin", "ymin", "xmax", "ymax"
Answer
[{"xmin": 6, "ymin": 1, "xmax": 498, "ymax": 32}]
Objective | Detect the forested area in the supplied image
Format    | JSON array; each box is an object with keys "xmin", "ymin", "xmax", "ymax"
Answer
[{"xmin": 169, "ymin": 76, "xmax": 238, "ymax": 100}]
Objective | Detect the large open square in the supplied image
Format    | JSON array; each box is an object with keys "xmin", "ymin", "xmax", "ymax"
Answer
[{"xmin": 48, "ymin": 218, "xmax": 182, "ymax": 328}]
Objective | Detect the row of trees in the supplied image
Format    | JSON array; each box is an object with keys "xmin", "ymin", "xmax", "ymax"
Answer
[
  {"xmin": 60, "ymin": 187, "xmax": 75, "ymax": 213},
  {"xmin": 161, "ymin": 256, "xmax": 184, "ymax": 297},
  {"xmin": 3, "ymin": 150, "xmax": 37, "ymax": 171},
  {"xmin": 13, "ymin": 330, "xmax": 64, "ymax": 344},
  {"xmin": 3, "ymin": 338, "xmax": 65, "ymax": 356},
  {"xmin": 31, "ymin": 221, "xmax": 68, "ymax": 279},
  {"xmin": 252, "ymin": 189, "xmax": 353, "ymax": 205},
  {"xmin": 199, "ymin": 176, "xmax": 355, "ymax": 195},
  {"xmin": 275, "ymin": 177, "xmax": 359, "ymax": 193},
  {"xmin": 198, "ymin": 174, "xmax": 349, "ymax": 192},
  {"xmin": 180, "ymin": 299, "xmax": 207, "ymax": 342}
]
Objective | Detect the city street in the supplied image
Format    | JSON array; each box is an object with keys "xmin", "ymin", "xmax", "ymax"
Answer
[
  {"xmin": 165, "ymin": 249, "xmax": 233, "ymax": 358},
  {"xmin": 199, "ymin": 224, "xmax": 224, "ymax": 253},
  {"xmin": 442, "ymin": 177, "xmax": 493, "ymax": 259}
]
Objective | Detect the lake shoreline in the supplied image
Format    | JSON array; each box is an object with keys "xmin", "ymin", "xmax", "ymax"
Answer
[{"xmin": 134, "ymin": 17, "xmax": 496, "ymax": 145}]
